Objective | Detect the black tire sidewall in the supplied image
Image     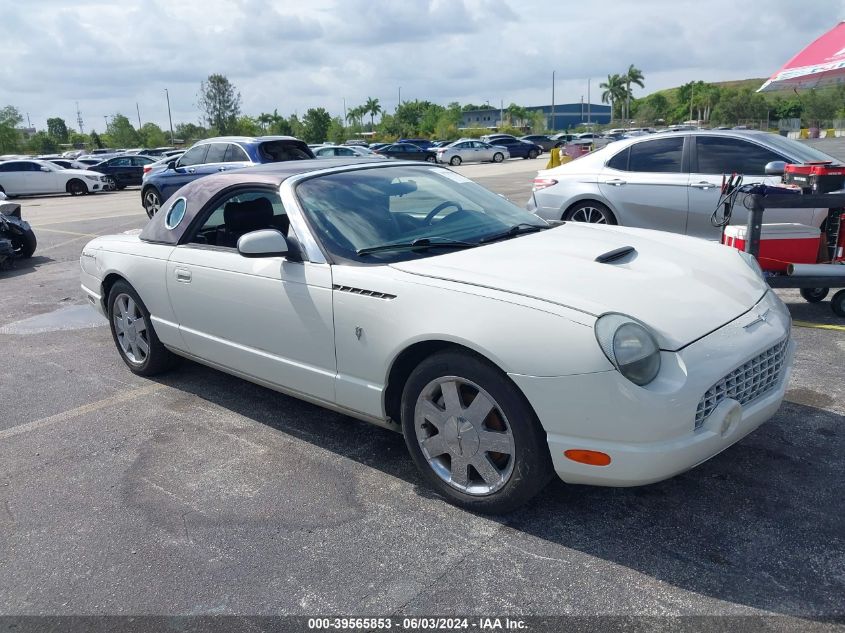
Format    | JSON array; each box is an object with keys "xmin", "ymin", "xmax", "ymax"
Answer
[
  {"xmin": 450, "ymin": 156, "xmax": 461, "ymax": 166},
  {"xmin": 800, "ymin": 287, "xmax": 829, "ymax": 303},
  {"xmin": 832, "ymin": 289, "xmax": 845, "ymax": 317},
  {"xmin": 565, "ymin": 201, "xmax": 616, "ymax": 225},
  {"xmin": 107, "ymin": 281, "xmax": 174, "ymax": 375},
  {"xmin": 400, "ymin": 350, "xmax": 553, "ymax": 514},
  {"xmin": 20, "ymin": 228, "xmax": 36, "ymax": 258},
  {"xmin": 143, "ymin": 189, "xmax": 161, "ymax": 218},
  {"xmin": 493, "ymin": 153, "xmax": 504, "ymax": 163},
  {"xmin": 68, "ymin": 180, "xmax": 86, "ymax": 196}
]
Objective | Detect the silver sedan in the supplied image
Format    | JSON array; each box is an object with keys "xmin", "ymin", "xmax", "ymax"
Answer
[
  {"xmin": 527, "ymin": 130, "xmax": 833, "ymax": 240},
  {"xmin": 435, "ymin": 140, "xmax": 509, "ymax": 166}
]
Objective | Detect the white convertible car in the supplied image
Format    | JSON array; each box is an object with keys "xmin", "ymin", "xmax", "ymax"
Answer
[{"xmin": 80, "ymin": 159, "xmax": 794, "ymax": 512}]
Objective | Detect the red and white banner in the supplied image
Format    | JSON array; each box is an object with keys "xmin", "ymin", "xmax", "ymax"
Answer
[{"xmin": 758, "ymin": 21, "xmax": 845, "ymax": 92}]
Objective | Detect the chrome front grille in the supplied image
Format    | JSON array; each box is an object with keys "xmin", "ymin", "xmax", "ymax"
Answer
[{"xmin": 694, "ymin": 338, "xmax": 789, "ymax": 430}]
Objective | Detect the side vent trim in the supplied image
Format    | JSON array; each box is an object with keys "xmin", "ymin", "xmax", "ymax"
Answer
[{"xmin": 333, "ymin": 285, "xmax": 397, "ymax": 300}]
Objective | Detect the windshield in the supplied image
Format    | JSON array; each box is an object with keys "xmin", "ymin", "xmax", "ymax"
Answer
[
  {"xmin": 759, "ymin": 134, "xmax": 839, "ymax": 163},
  {"xmin": 295, "ymin": 165, "xmax": 547, "ymax": 264}
]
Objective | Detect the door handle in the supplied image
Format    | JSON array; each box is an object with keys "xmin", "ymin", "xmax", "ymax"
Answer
[
  {"xmin": 217, "ymin": 166, "xmax": 228, "ymax": 171},
  {"xmin": 690, "ymin": 181, "xmax": 717, "ymax": 189},
  {"xmin": 175, "ymin": 268, "xmax": 192, "ymax": 283},
  {"xmin": 187, "ymin": 167, "xmax": 196, "ymax": 173},
  {"xmin": 604, "ymin": 179, "xmax": 626, "ymax": 186}
]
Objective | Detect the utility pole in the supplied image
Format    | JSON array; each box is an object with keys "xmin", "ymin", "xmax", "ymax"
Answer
[
  {"xmin": 343, "ymin": 98, "xmax": 347, "ymax": 125},
  {"xmin": 587, "ymin": 79, "xmax": 591, "ymax": 127},
  {"xmin": 165, "ymin": 88, "xmax": 175, "ymax": 145},
  {"xmin": 136, "ymin": 102, "xmax": 142, "ymax": 131},
  {"xmin": 76, "ymin": 102, "xmax": 84, "ymax": 134},
  {"xmin": 26, "ymin": 113, "xmax": 32, "ymax": 129},
  {"xmin": 551, "ymin": 70, "xmax": 555, "ymax": 132},
  {"xmin": 397, "ymin": 87, "xmax": 401, "ymax": 111}
]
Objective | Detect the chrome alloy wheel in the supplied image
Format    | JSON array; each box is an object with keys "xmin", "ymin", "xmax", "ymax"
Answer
[
  {"xmin": 144, "ymin": 190, "xmax": 161, "ymax": 216},
  {"xmin": 414, "ymin": 376, "xmax": 515, "ymax": 495},
  {"xmin": 570, "ymin": 205, "xmax": 608, "ymax": 224},
  {"xmin": 113, "ymin": 293, "xmax": 149, "ymax": 365}
]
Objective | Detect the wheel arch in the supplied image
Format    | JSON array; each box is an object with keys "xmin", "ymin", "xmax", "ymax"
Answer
[
  {"xmin": 382, "ymin": 338, "xmax": 538, "ymax": 427},
  {"xmin": 562, "ymin": 197, "xmax": 619, "ymax": 223}
]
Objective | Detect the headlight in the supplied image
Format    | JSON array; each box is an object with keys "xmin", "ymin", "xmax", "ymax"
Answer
[
  {"xmin": 738, "ymin": 250, "xmax": 765, "ymax": 280},
  {"xmin": 595, "ymin": 313, "xmax": 661, "ymax": 386},
  {"xmin": 84, "ymin": 175, "xmax": 99, "ymax": 181}
]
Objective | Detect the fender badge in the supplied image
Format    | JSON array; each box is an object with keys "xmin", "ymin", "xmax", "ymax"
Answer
[{"xmin": 355, "ymin": 326, "xmax": 363, "ymax": 340}]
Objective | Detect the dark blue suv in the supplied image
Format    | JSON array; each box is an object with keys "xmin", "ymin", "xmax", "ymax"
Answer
[{"xmin": 140, "ymin": 136, "xmax": 313, "ymax": 217}]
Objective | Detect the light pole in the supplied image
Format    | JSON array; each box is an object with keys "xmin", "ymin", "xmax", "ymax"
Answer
[
  {"xmin": 551, "ymin": 70, "xmax": 555, "ymax": 132},
  {"xmin": 165, "ymin": 88, "xmax": 175, "ymax": 145}
]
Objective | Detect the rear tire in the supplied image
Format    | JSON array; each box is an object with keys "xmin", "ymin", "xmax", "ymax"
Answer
[
  {"xmin": 401, "ymin": 350, "xmax": 554, "ymax": 514},
  {"xmin": 425, "ymin": 155, "xmax": 436, "ymax": 163},
  {"xmin": 143, "ymin": 188, "xmax": 162, "ymax": 218},
  {"xmin": 104, "ymin": 176, "xmax": 117, "ymax": 192},
  {"xmin": 107, "ymin": 281, "xmax": 179, "ymax": 376},
  {"xmin": 832, "ymin": 289, "xmax": 845, "ymax": 318},
  {"xmin": 449, "ymin": 156, "xmax": 462, "ymax": 166},
  {"xmin": 800, "ymin": 287, "xmax": 829, "ymax": 303},
  {"xmin": 564, "ymin": 200, "xmax": 617, "ymax": 225},
  {"xmin": 16, "ymin": 228, "xmax": 36, "ymax": 258}
]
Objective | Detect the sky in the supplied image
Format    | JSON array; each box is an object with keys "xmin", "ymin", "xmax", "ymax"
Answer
[{"xmin": 2, "ymin": 0, "xmax": 844, "ymax": 133}]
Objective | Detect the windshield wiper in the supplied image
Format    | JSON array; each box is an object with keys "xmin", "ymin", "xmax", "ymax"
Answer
[
  {"xmin": 356, "ymin": 237, "xmax": 478, "ymax": 256},
  {"xmin": 478, "ymin": 223, "xmax": 550, "ymax": 244}
]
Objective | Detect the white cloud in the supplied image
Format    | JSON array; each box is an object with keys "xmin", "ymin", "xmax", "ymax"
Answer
[{"xmin": 3, "ymin": 0, "xmax": 843, "ymax": 132}]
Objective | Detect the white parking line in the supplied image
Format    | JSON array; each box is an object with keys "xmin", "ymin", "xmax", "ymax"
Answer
[{"xmin": 0, "ymin": 383, "xmax": 163, "ymax": 441}]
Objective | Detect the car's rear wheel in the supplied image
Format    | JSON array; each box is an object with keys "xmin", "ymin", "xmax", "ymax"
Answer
[
  {"xmin": 13, "ymin": 228, "xmax": 36, "ymax": 258},
  {"xmin": 492, "ymin": 153, "xmax": 504, "ymax": 163},
  {"xmin": 800, "ymin": 287, "xmax": 829, "ymax": 303},
  {"xmin": 449, "ymin": 156, "xmax": 462, "ymax": 166},
  {"xmin": 425, "ymin": 155, "xmax": 436, "ymax": 163},
  {"xmin": 67, "ymin": 179, "xmax": 87, "ymax": 196},
  {"xmin": 564, "ymin": 201, "xmax": 616, "ymax": 225},
  {"xmin": 107, "ymin": 281, "xmax": 179, "ymax": 376},
  {"xmin": 401, "ymin": 350, "xmax": 553, "ymax": 514},
  {"xmin": 528, "ymin": 149, "xmax": 539, "ymax": 159},
  {"xmin": 831, "ymin": 289, "xmax": 845, "ymax": 317},
  {"xmin": 143, "ymin": 189, "xmax": 162, "ymax": 218}
]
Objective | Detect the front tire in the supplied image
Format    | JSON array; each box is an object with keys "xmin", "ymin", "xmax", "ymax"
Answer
[
  {"xmin": 15, "ymin": 228, "xmax": 36, "ymax": 258},
  {"xmin": 401, "ymin": 350, "xmax": 553, "ymax": 514},
  {"xmin": 449, "ymin": 156, "xmax": 462, "ymax": 166},
  {"xmin": 67, "ymin": 179, "xmax": 87, "ymax": 196},
  {"xmin": 107, "ymin": 281, "xmax": 179, "ymax": 376},
  {"xmin": 564, "ymin": 200, "xmax": 616, "ymax": 225},
  {"xmin": 528, "ymin": 149, "xmax": 539, "ymax": 159},
  {"xmin": 143, "ymin": 188, "xmax": 162, "ymax": 218},
  {"xmin": 492, "ymin": 152, "xmax": 504, "ymax": 163}
]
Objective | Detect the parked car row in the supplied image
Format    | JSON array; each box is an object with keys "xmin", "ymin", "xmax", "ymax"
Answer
[{"xmin": 0, "ymin": 159, "xmax": 109, "ymax": 196}]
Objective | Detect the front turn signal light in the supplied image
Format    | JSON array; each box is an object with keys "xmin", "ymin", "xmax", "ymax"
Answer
[{"xmin": 564, "ymin": 449, "xmax": 611, "ymax": 466}]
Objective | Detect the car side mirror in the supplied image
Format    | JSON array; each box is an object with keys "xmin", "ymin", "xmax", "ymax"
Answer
[
  {"xmin": 764, "ymin": 160, "xmax": 786, "ymax": 176},
  {"xmin": 237, "ymin": 229, "xmax": 288, "ymax": 258},
  {"xmin": 41, "ymin": 166, "xmax": 51, "ymax": 172}
]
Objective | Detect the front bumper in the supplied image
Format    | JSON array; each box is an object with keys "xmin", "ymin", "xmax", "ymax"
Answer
[{"xmin": 510, "ymin": 291, "xmax": 794, "ymax": 486}]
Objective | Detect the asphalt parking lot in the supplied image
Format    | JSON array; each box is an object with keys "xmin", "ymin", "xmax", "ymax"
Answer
[{"xmin": 0, "ymin": 156, "xmax": 843, "ymax": 625}]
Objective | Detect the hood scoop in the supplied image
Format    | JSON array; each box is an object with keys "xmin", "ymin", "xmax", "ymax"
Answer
[{"xmin": 595, "ymin": 246, "xmax": 636, "ymax": 264}]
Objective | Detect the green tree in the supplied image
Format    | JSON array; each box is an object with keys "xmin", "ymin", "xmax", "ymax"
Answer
[
  {"xmin": 599, "ymin": 74, "xmax": 626, "ymax": 121},
  {"xmin": 46, "ymin": 117, "xmax": 69, "ymax": 144},
  {"xmin": 623, "ymin": 64, "xmax": 645, "ymax": 121},
  {"xmin": 506, "ymin": 103, "xmax": 530, "ymax": 127},
  {"xmin": 364, "ymin": 96, "xmax": 382, "ymax": 129},
  {"xmin": 267, "ymin": 110, "xmax": 293, "ymax": 136},
  {"xmin": 327, "ymin": 117, "xmax": 346, "ymax": 144},
  {"xmin": 89, "ymin": 130, "xmax": 104, "ymax": 149},
  {"xmin": 28, "ymin": 131, "xmax": 57, "ymax": 154},
  {"xmin": 0, "ymin": 105, "xmax": 23, "ymax": 153},
  {"xmin": 174, "ymin": 122, "xmax": 207, "ymax": 143},
  {"xmin": 197, "ymin": 74, "xmax": 241, "ymax": 135},
  {"xmin": 302, "ymin": 107, "xmax": 331, "ymax": 143},
  {"xmin": 234, "ymin": 115, "xmax": 261, "ymax": 136},
  {"xmin": 257, "ymin": 112, "xmax": 274, "ymax": 132},
  {"xmin": 106, "ymin": 114, "xmax": 141, "ymax": 147},
  {"xmin": 139, "ymin": 122, "xmax": 168, "ymax": 147}
]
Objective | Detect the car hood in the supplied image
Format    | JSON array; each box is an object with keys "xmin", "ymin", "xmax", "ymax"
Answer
[{"xmin": 390, "ymin": 224, "xmax": 766, "ymax": 350}]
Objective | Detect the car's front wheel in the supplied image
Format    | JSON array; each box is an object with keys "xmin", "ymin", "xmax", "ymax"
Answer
[
  {"xmin": 528, "ymin": 149, "xmax": 539, "ymax": 159},
  {"xmin": 449, "ymin": 156, "xmax": 462, "ymax": 166},
  {"xmin": 401, "ymin": 350, "xmax": 553, "ymax": 513},
  {"xmin": 107, "ymin": 281, "xmax": 179, "ymax": 376},
  {"xmin": 564, "ymin": 201, "xmax": 616, "ymax": 225},
  {"xmin": 67, "ymin": 179, "xmax": 87, "ymax": 196},
  {"xmin": 143, "ymin": 188, "xmax": 162, "ymax": 218},
  {"xmin": 492, "ymin": 152, "xmax": 504, "ymax": 163}
]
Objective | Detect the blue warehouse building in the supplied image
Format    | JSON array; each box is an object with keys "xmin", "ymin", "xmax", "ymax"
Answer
[{"xmin": 460, "ymin": 103, "xmax": 611, "ymax": 131}]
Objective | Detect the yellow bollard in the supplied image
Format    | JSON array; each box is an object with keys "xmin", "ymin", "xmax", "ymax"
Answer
[
  {"xmin": 546, "ymin": 147, "xmax": 562, "ymax": 169},
  {"xmin": 827, "ymin": 128, "xmax": 836, "ymax": 138},
  {"xmin": 799, "ymin": 128, "xmax": 809, "ymax": 139}
]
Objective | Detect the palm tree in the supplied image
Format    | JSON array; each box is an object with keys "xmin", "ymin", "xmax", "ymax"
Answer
[
  {"xmin": 624, "ymin": 64, "xmax": 645, "ymax": 122},
  {"xmin": 599, "ymin": 74, "xmax": 625, "ymax": 121},
  {"xmin": 257, "ymin": 112, "xmax": 273, "ymax": 132},
  {"xmin": 364, "ymin": 97, "xmax": 382, "ymax": 129}
]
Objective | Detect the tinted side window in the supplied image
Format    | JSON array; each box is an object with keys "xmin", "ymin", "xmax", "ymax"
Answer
[
  {"xmin": 696, "ymin": 137, "xmax": 786, "ymax": 175},
  {"xmin": 628, "ymin": 138, "xmax": 684, "ymax": 173},
  {"xmin": 112, "ymin": 157, "xmax": 132, "ymax": 166},
  {"xmin": 224, "ymin": 143, "xmax": 250, "ymax": 162},
  {"xmin": 203, "ymin": 143, "xmax": 228, "ymax": 164},
  {"xmin": 188, "ymin": 190, "xmax": 288, "ymax": 247},
  {"xmin": 178, "ymin": 145, "xmax": 208, "ymax": 167},
  {"xmin": 132, "ymin": 156, "xmax": 154, "ymax": 166},
  {"xmin": 607, "ymin": 147, "xmax": 629, "ymax": 171}
]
